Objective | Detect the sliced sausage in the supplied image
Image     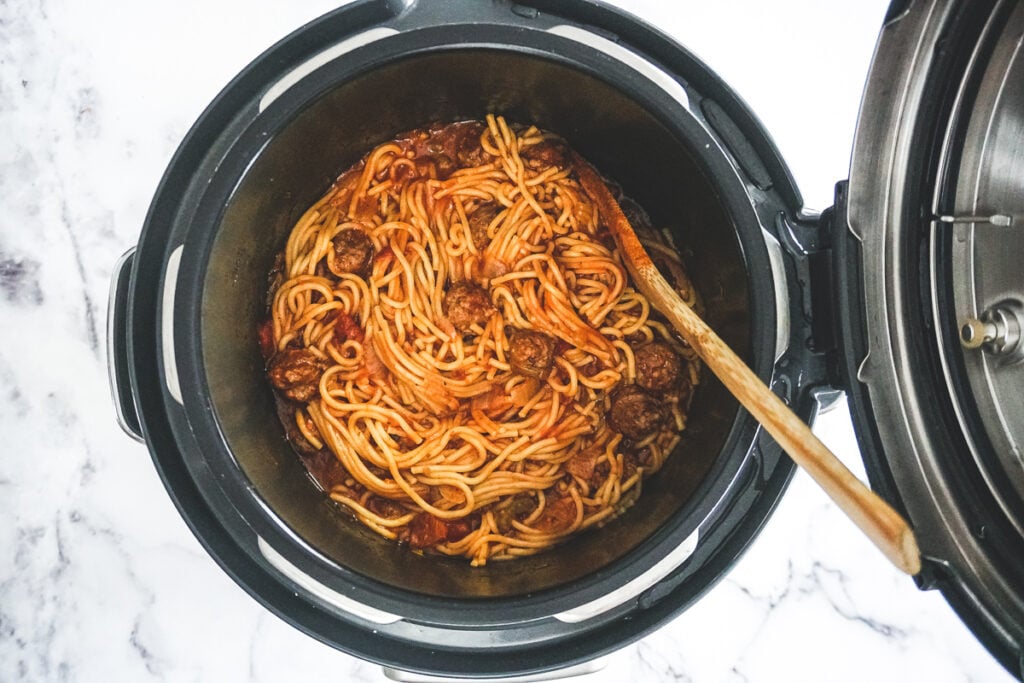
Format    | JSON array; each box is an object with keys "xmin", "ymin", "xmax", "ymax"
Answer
[
  {"xmin": 467, "ymin": 202, "xmax": 501, "ymax": 249},
  {"xmin": 267, "ymin": 348, "xmax": 329, "ymax": 403},
  {"xmin": 331, "ymin": 228, "xmax": 374, "ymax": 277},
  {"xmin": 607, "ymin": 384, "xmax": 666, "ymax": 440},
  {"xmin": 633, "ymin": 341, "xmax": 683, "ymax": 392},
  {"xmin": 508, "ymin": 328, "xmax": 556, "ymax": 379},
  {"xmin": 443, "ymin": 281, "xmax": 495, "ymax": 332},
  {"xmin": 521, "ymin": 138, "xmax": 569, "ymax": 170},
  {"xmin": 455, "ymin": 122, "xmax": 492, "ymax": 167}
]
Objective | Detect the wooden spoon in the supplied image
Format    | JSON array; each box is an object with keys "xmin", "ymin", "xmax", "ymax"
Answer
[{"xmin": 574, "ymin": 155, "xmax": 922, "ymax": 576}]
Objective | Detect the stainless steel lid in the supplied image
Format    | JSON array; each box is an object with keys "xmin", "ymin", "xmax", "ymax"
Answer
[
  {"xmin": 845, "ymin": 0, "xmax": 1024, "ymax": 675},
  {"xmin": 949, "ymin": 0, "xmax": 1024, "ymax": 526}
]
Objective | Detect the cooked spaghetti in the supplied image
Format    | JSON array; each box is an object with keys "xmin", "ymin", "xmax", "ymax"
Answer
[{"xmin": 260, "ymin": 115, "xmax": 700, "ymax": 565}]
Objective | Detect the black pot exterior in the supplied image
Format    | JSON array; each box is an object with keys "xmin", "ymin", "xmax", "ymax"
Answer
[{"xmin": 118, "ymin": 0, "xmax": 822, "ymax": 676}]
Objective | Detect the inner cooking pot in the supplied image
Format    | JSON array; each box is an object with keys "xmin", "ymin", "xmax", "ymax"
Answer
[{"xmin": 196, "ymin": 47, "xmax": 756, "ymax": 599}]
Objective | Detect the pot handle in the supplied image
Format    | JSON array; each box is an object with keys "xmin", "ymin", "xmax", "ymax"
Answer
[
  {"xmin": 107, "ymin": 247, "xmax": 144, "ymax": 442},
  {"xmin": 381, "ymin": 657, "xmax": 608, "ymax": 683}
]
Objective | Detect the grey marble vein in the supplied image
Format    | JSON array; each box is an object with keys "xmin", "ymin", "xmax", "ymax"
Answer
[{"xmin": 0, "ymin": 0, "xmax": 1015, "ymax": 681}]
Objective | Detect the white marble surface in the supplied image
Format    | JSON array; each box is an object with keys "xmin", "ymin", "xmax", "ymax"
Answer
[{"xmin": 0, "ymin": 0, "xmax": 1015, "ymax": 681}]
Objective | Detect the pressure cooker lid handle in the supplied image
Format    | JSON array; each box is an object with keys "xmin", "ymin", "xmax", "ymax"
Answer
[{"xmin": 107, "ymin": 247, "xmax": 144, "ymax": 442}]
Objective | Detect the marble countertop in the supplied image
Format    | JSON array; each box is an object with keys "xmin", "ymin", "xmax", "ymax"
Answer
[{"xmin": 0, "ymin": 0, "xmax": 1014, "ymax": 680}]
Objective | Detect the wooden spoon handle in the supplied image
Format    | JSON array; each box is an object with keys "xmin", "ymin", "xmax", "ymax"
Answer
[{"xmin": 575, "ymin": 158, "xmax": 922, "ymax": 576}]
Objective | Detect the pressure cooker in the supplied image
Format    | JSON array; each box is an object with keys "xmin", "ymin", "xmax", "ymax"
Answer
[{"xmin": 107, "ymin": 0, "xmax": 1024, "ymax": 678}]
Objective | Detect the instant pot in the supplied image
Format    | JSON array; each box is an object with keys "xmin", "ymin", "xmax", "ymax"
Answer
[{"xmin": 107, "ymin": 0, "xmax": 1024, "ymax": 679}]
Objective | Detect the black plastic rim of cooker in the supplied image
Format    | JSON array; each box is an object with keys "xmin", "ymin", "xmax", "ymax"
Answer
[{"xmin": 115, "ymin": 0, "xmax": 837, "ymax": 677}]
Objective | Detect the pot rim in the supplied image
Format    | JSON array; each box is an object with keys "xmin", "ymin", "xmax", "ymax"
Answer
[
  {"xmin": 175, "ymin": 24, "xmax": 777, "ymax": 619},
  {"xmin": 124, "ymin": 6, "xmax": 805, "ymax": 677}
]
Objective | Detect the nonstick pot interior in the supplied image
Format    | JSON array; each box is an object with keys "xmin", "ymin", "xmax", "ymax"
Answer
[{"xmin": 199, "ymin": 48, "xmax": 752, "ymax": 599}]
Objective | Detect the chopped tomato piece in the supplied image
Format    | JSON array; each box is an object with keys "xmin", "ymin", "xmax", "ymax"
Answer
[
  {"xmin": 257, "ymin": 318, "xmax": 276, "ymax": 360},
  {"xmin": 334, "ymin": 312, "xmax": 364, "ymax": 343}
]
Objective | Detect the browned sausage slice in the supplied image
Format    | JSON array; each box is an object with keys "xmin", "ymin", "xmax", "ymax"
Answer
[
  {"xmin": 634, "ymin": 341, "xmax": 683, "ymax": 392},
  {"xmin": 521, "ymin": 139, "xmax": 569, "ymax": 170},
  {"xmin": 443, "ymin": 281, "xmax": 495, "ymax": 332},
  {"xmin": 607, "ymin": 384, "xmax": 666, "ymax": 440},
  {"xmin": 468, "ymin": 203, "xmax": 501, "ymax": 249},
  {"xmin": 508, "ymin": 328, "xmax": 556, "ymax": 379},
  {"xmin": 268, "ymin": 348, "xmax": 329, "ymax": 403},
  {"xmin": 331, "ymin": 228, "xmax": 374, "ymax": 277},
  {"xmin": 455, "ymin": 121, "xmax": 492, "ymax": 167}
]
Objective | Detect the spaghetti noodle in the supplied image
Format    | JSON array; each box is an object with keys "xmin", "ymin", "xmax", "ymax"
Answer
[{"xmin": 261, "ymin": 115, "xmax": 700, "ymax": 565}]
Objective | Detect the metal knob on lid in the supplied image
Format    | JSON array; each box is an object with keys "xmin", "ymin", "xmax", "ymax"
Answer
[
  {"xmin": 960, "ymin": 301, "xmax": 1024, "ymax": 364},
  {"xmin": 960, "ymin": 317, "xmax": 995, "ymax": 349}
]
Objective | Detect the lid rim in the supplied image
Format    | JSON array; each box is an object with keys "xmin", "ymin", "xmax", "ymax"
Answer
[{"xmin": 842, "ymin": 0, "xmax": 1024, "ymax": 674}]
